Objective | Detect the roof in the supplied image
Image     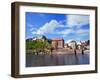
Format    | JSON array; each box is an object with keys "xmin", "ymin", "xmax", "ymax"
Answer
[
  {"xmin": 52, "ymin": 38, "xmax": 64, "ymax": 41},
  {"xmin": 70, "ymin": 40, "xmax": 76, "ymax": 43}
]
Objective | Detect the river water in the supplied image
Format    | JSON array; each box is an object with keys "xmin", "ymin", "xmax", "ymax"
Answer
[{"xmin": 26, "ymin": 53, "xmax": 89, "ymax": 67}]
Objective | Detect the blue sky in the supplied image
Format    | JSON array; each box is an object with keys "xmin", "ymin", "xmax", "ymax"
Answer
[{"xmin": 26, "ymin": 12, "xmax": 90, "ymax": 43}]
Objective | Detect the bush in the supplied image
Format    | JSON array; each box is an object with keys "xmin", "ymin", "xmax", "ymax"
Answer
[{"xmin": 26, "ymin": 40, "xmax": 52, "ymax": 54}]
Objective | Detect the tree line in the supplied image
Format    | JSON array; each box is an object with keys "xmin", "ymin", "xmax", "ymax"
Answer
[{"xmin": 26, "ymin": 40, "xmax": 53, "ymax": 55}]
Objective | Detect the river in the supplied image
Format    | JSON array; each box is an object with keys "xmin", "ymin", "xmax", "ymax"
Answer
[{"xmin": 26, "ymin": 52, "xmax": 89, "ymax": 67}]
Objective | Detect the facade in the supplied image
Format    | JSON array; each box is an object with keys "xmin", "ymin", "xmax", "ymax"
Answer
[
  {"xmin": 80, "ymin": 41, "xmax": 89, "ymax": 50},
  {"xmin": 68, "ymin": 40, "xmax": 77, "ymax": 49},
  {"xmin": 52, "ymin": 38, "xmax": 64, "ymax": 49},
  {"xmin": 77, "ymin": 42, "xmax": 81, "ymax": 49},
  {"xmin": 77, "ymin": 44, "xmax": 81, "ymax": 49}
]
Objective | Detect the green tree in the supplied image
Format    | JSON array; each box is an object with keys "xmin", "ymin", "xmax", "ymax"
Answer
[{"xmin": 26, "ymin": 40, "xmax": 52, "ymax": 55}]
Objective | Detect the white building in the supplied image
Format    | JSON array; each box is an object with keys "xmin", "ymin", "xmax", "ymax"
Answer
[
  {"xmin": 68, "ymin": 40, "xmax": 77, "ymax": 49},
  {"xmin": 77, "ymin": 42, "xmax": 81, "ymax": 49}
]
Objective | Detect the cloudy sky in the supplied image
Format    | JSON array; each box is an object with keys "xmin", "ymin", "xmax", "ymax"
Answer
[{"xmin": 25, "ymin": 12, "xmax": 90, "ymax": 43}]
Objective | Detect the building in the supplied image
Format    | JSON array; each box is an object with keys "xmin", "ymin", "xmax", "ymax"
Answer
[
  {"xmin": 32, "ymin": 35, "xmax": 47, "ymax": 42},
  {"xmin": 64, "ymin": 43, "xmax": 69, "ymax": 48},
  {"xmin": 68, "ymin": 40, "xmax": 77, "ymax": 49},
  {"xmin": 80, "ymin": 41, "xmax": 90, "ymax": 50},
  {"xmin": 52, "ymin": 38, "xmax": 64, "ymax": 49},
  {"xmin": 77, "ymin": 42, "xmax": 81, "ymax": 49}
]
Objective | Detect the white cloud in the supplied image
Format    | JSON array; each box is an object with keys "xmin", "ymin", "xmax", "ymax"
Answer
[
  {"xmin": 76, "ymin": 29, "xmax": 89, "ymax": 34},
  {"xmin": 57, "ymin": 29, "xmax": 74, "ymax": 35},
  {"xmin": 58, "ymin": 24, "xmax": 67, "ymax": 28},
  {"xmin": 66, "ymin": 15, "xmax": 89, "ymax": 28},
  {"xmin": 30, "ymin": 27, "xmax": 37, "ymax": 31},
  {"xmin": 58, "ymin": 24, "xmax": 65, "ymax": 27},
  {"xmin": 54, "ymin": 29, "xmax": 75, "ymax": 38},
  {"xmin": 30, "ymin": 15, "xmax": 89, "ymax": 39},
  {"xmin": 27, "ymin": 23, "xmax": 38, "ymax": 35},
  {"xmin": 62, "ymin": 29, "xmax": 74, "ymax": 35},
  {"xmin": 27, "ymin": 23, "xmax": 34, "ymax": 28},
  {"xmin": 32, "ymin": 31, "xmax": 37, "ymax": 34},
  {"xmin": 36, "ymin": 20, "xmax": 59, "ymax": 35},
  {"xmin": 57, "ymin": 28, "xmax": 89, "ymax": 38}
]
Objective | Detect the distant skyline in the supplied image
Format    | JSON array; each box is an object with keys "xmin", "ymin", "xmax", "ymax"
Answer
[{"xmin": 26, "ymin": 12, "xmax": 90, "ymax": 43}]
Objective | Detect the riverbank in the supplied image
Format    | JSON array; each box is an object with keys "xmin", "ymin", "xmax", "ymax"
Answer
[
  {"xmin": 51, "ymin": 48, "xmax": 89, "ymax": 55},
  {"xmin": 26, "ymin": 48, "xmax": 89, "ymax": 55}
]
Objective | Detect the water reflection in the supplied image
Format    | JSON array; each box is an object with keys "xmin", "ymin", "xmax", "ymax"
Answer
[{"xmin": 26, "ymin": 53, "xmax": 89, "ymax": 67}]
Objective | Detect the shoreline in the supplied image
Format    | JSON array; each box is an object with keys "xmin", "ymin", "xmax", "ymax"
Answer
[{"xmin": 26, "ymin": 48, "xmax": 90, "ymax": 55}]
